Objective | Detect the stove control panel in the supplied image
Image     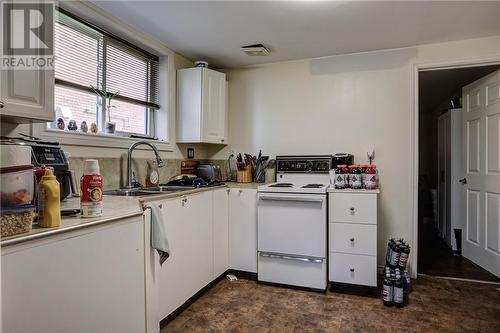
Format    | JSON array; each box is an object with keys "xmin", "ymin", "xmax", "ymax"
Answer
[{"xmin": 276, "ymin": 155, "xmax": 332, "ymax": 173}]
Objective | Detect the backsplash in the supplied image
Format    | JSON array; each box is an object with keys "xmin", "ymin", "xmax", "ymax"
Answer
[{"xmin": 68, "ymin": 157, "xmax": 228, "ymax": 191}]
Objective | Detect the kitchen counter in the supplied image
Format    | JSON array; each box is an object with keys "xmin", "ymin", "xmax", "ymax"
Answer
[
  {"xmin": 327, "ymin": 187, "xmax": 380, "ymax": 194},
  {"xmin": 1, "ymin": 196, "xmax": 143, "ymax": 247},
  {"xmin": 225, "ymin": 182, "xmax": 262, "ymax": 189},
  {"xmin": 1, "ymin": 183, "xmax": 264, "ymax": 247}
]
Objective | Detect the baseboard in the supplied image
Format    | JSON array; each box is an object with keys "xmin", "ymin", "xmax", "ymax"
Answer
[
  {"xmin": 159, "ymin": 270, "xmax": 228, "ymax": 329},
  {"xmin": 258, "ymin": 280, "xmax": 327, "ymax": 293},
  {"xmin": 227, "ymin": 269, "xmax": 258, "ymax": 281},
  {"xmin": 329, "ymin": 281, "xmax": 379, "ymax": 298}
]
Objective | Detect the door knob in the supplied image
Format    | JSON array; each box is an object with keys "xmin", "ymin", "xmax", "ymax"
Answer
[{"xmin": 458, "ymin": 178, "xmax": 467, "ymax": 185}]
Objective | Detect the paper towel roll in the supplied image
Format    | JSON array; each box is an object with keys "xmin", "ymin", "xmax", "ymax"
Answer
[{"xmin": 0, "ymin": 144, "xmax": 32, "ymax": 168}]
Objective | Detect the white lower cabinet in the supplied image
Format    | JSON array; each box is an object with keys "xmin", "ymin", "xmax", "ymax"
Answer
[
  {"xmin": 228, "ymin": 188, "xmax": 258, "ymax": 273},
  {"xmin": 328, "ymin": 190, "xmax": 379, "ymax": 287},
  {"xmin": 157, "ymin": 191, "xmax": 213, "ymax": 319},
  {"xmin": 1, "ymin": 216, "xmax": 146, "ymax": 333}
]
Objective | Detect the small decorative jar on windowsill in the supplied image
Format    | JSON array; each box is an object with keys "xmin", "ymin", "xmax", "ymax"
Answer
[{"xmin": 104, "ymin": 121, "xmax": 116, "ymax": 134}]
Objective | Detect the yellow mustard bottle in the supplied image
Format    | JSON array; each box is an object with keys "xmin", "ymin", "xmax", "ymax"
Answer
[{"xmin": 38, "ymin": 169, "xmax": 61, "ymax": 228}]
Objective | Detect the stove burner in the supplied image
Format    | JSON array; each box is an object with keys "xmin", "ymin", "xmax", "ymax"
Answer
[
  {"xmin": 301, "ymin": 184, "xmax": 325, "ymax": 189},
  {"xmin": 269, "ymin": 183, "xmax": 294, "ymax": 188}
]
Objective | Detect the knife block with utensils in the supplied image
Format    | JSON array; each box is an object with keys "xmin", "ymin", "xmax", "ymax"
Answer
[{"xmin": 237, "ymin": 165, "xmax": 253, "ymax": 183}]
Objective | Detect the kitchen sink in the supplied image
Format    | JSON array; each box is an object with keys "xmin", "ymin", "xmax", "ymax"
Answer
[{"xmin": 104, "ymin": 186, "xmax": 188, "ymax": 196}]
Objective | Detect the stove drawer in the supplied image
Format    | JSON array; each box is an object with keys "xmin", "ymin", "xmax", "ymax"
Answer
[
  {"xmin": 329, "ymin": 223, "xmax": 377, "ymax": 256},
  {"xmin": 258, "ymin": 252, "xmax": 327, "ymax": 290},
  {"xmin": 329, "ymin": 193, "xmax": 377, "ymax": 224},
  {"xmin": 329, "ymin": 252, "xmax": 377, "ymax": 287}
]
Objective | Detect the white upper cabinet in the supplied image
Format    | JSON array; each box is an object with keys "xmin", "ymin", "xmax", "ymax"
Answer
[
  {"xmin": 0, "ymin": 67, "xmax": 55, "ymax": 124},
  {"xmin": 177, "ymin": 67, "xmax": 227, "ymax": 144}
]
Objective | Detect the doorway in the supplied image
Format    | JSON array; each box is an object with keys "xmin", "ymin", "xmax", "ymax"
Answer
[{"xmin": 417, "ymin": 65, "xmax": 500, "ymax": 282}]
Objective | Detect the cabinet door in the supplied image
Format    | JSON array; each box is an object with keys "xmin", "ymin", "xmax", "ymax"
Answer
[
  {"xmin": 229, "ymin": 188, "xmax": 258, "ymax": 272},
  {"xmin": 201, "ymin": 68, "xmax": 226, "ymax": 143},
  {"xmin": 1, "ymin": 217, "xmax": 146, "ymax": 333},
  {"xmin": 0, "ymin": 67, "xmax": 54, "ymax": 123},
  {"xmin": 183, "ymin": 191, "xmax": 213, "ymax": 296},
  {"xmin": 213, "ymin": 188, "xmax": 229, "ymax": 278},
  {"xmin": 158, "ymin": 191, "xmax": 213, "ymax": 319},
  {"xmin": 158, "ymin": 197, "xmax": 188, "ymax": 318}
]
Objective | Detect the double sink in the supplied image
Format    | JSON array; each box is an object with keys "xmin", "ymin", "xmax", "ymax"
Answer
[
  {"xmin": 104, "ymin": 185, "xmax": 225, "ymax": 196},
  {"xmin": 104, "ymin": 186, "xmax": 192, "ymax": 197}
]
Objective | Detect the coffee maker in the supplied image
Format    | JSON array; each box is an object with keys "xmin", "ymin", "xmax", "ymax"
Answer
[{"xmin": 31, "ymin": 144, "xmax": 77, "ymax": 201}]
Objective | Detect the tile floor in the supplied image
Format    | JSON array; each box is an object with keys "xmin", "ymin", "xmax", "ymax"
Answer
[{"xmin": 162, "ymin": 275, "xmax": 500, "ymax": 333}]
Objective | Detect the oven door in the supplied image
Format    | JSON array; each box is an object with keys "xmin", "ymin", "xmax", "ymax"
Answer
[{"xmin": 257, "ymin": 192, "xmax": 327, "ymax": 258}]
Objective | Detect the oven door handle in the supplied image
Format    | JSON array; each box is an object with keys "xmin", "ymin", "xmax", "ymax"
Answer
[
  {"xmin": 258, "ymin": 195, "xmax": 324, "ymax": 203},
  {"xmin": 259, "ymin": 252, "xmax": 324, "ymax": 264}
]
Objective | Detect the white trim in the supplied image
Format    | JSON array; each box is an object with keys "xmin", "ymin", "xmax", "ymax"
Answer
[
  {"xmin": 32, "ymin": 125, "xmax": 173, "ymax": 152},
  {"xmin": 418, "ymin": 273, "xmax": 500, "ymax": 286},
  {"xmin": 410, "ymin": 56, "xmax": 500, "ymax": 280}
]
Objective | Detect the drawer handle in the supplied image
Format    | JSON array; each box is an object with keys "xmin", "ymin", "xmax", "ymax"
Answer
[
  {"xmin": 350, "ymin": 237, "xmax": 355, "ymax": 242},
  {"xmin": 350, "ymin": 207, "xmax": 355, "ymax": 215},
  {"xmin": 350, "ymin": 268, "xmax": 355, "ymax": 272}
]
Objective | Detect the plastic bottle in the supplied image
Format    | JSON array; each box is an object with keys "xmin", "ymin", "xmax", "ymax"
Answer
[
  {"xmin": 364, "ymin": 164, "xmax": 379, "ymax": 189},
  {"xmin": 334, "ymin": 165, "xmax": 347, "ymax": 189},
  {"xmin": 394, "ymin": 273, "xmax": 404, "ymax": 308},
  {"xmin": 403, "ymin": 270, "xmax": 412, "ymax": 294},
  {"xmin": 382, "ymin": 272, "xmax": 394, "ymax": 307},
  {"xmin": 349, "ymin": 165, "xmax": 363, "ymax": 189},
  {"xmin": 37, "ymin": 169, "xmax": 61, "ymax": 228},
  {"xmin": 145, "ymin": 160, "xmax": 159, "ymax": 187},
  {"xmin": 80, "ymin": 159, "xmax": 103, "ymax": 217}
]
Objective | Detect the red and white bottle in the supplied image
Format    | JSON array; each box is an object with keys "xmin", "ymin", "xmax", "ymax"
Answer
[{"xmin": 80, "ymin": 159, "xmax": 103, "ymax": 217}]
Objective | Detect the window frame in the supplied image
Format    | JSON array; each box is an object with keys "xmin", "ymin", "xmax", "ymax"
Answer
[
  {"xmin": 33, "ymin": 1, "xmax": 174, "ymax": 151},
  {"xmin": 53, "ymin": 9, "xmax": 158, "ymax": 137}
]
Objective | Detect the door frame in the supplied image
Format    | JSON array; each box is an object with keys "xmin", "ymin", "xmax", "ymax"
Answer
[{"xmin": 410, "ymin": 56, "xmax": 500, "ymax": 278}]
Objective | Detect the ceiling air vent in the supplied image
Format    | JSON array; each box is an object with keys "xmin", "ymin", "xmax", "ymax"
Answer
[{"xmin": 241, "ymin": 44, "xmax": 269, "ymax": 56}]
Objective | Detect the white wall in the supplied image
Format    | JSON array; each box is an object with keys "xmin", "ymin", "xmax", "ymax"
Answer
[{"xmin": 215, "ymin": 35, "xmax": 500, "ymax": 270}]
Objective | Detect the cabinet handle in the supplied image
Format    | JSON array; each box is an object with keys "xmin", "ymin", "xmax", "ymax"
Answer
[
  {"xmin": 350, "ymin": 237, "xmax": 355, "ymax": 242},
  {"xmin": 221, "ymin": 138, "xmax": 225, "ymax": 142},
  {"xmin": 350, "ymin": 268, "xmax": 355, "ymax": 272},
  {"xmin": 350, "ymin": 207, "xmax": 355, "ymax": 215},
  {"xmin": 239, "ymin": 189, "xmax": 243, "ymax": 194},
  {"xmin": 0, "ymin": 100, "xmax": 4, "ymax": 108},
  {"xmin": 226, "ymin": 188, "xmax": 230, "ymax": 194}
]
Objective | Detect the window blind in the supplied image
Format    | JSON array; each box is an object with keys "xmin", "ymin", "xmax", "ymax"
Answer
[{"xmin": 54, "ymin": 9, "xmax": 160, "ymax": 109}]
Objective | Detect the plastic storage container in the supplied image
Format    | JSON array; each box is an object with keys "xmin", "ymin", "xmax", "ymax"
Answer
[
  {"xmin": 0, "ymin": 204, "xmax": 35, "ymax": 237},
  {"xmin": 0, "ymin": 165, "xmax": 34, "ymax": 206}
]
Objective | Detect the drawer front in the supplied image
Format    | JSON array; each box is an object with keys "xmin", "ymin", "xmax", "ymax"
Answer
[
  {"xmin": 329, "ymin": 193, "xmax": 377, "ymax": 224},
  {"xmin": 329, "ymin": 223, "xmax": 376, "ymax": 255},
  {"xmin": 329, "ymin": 252, "xmax": 377, "ymax": 286}
]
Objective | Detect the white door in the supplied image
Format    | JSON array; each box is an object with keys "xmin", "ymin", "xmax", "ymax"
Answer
[
  {"xmin": 462, "ymin": 70, "xmax": 500, "ymax": 277},
  {"xmin": 213, "ymin": 188, "xmax": 229, "ymax": 278},
  {"xmin": 201, "ymin": 68, "xmax": 226, "ymax": 143},
  {"xmin": 228, "ymin": 188, "xmax": 258, "ymax": 273},
  {"xmin": 0, "ymin": 68, "xmax": 54, "ymax": 123}
]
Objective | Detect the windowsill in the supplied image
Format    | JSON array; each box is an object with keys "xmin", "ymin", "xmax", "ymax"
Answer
[{"xmin": 32, "ymin": 125, "xmax": 174, "ymax": 152}]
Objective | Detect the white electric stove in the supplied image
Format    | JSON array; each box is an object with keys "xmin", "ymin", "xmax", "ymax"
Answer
[{"xmin": 257, "ymin": 155, "xmax": 332, "ymax": 291}]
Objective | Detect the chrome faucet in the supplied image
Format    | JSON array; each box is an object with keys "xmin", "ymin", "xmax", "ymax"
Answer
[{"xmin": 126, "ymin": 141, "xmax": 164, "ymax": 189}]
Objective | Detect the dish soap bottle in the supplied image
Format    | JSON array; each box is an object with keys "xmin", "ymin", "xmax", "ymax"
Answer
[
  {"xmin": 145, "ymin": 160, "xmax": 159, "ymax": 187},
  {"xmin": 37, "ymin": 169, "xmax": 61, "ymax": 228}
]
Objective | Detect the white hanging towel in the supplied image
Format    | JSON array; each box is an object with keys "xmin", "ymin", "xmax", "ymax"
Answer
[{"xmin": 149, "ymin": 203, "xmax": 170, "ymax": 265}]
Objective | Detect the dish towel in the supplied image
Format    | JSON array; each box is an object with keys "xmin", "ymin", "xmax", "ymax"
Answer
[{"xmin": 149, "ymin": 203, "xmax": 170, "ymax": 265}]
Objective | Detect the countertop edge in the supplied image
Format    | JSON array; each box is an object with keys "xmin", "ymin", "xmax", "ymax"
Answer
[{"xmin": 1, "ymin": 211, "xmax": 144, "ymax": 248}]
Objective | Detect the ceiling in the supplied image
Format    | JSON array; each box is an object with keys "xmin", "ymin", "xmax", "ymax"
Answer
[
  {"xmin": 419, "ymin": 65, "xmax": 500, "ymax": 114},
  {"xmin": 90, "ymin": 1, "xmax": 500, "ymax": 68}
]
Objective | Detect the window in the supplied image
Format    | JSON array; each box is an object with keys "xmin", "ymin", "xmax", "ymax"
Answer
[{"xmin": 51, "ymin": 10, "xmax": 159, "ymax": 137}]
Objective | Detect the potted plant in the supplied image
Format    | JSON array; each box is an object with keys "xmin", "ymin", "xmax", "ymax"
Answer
[{"xmin": 91, "ymin": 86, "xmax": 119, "ymax": 134}]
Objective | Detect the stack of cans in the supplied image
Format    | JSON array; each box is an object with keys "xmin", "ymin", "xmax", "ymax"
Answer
[{"xmin": 382, "ymin": 238, "xmax": 411, "ymax": 307}]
